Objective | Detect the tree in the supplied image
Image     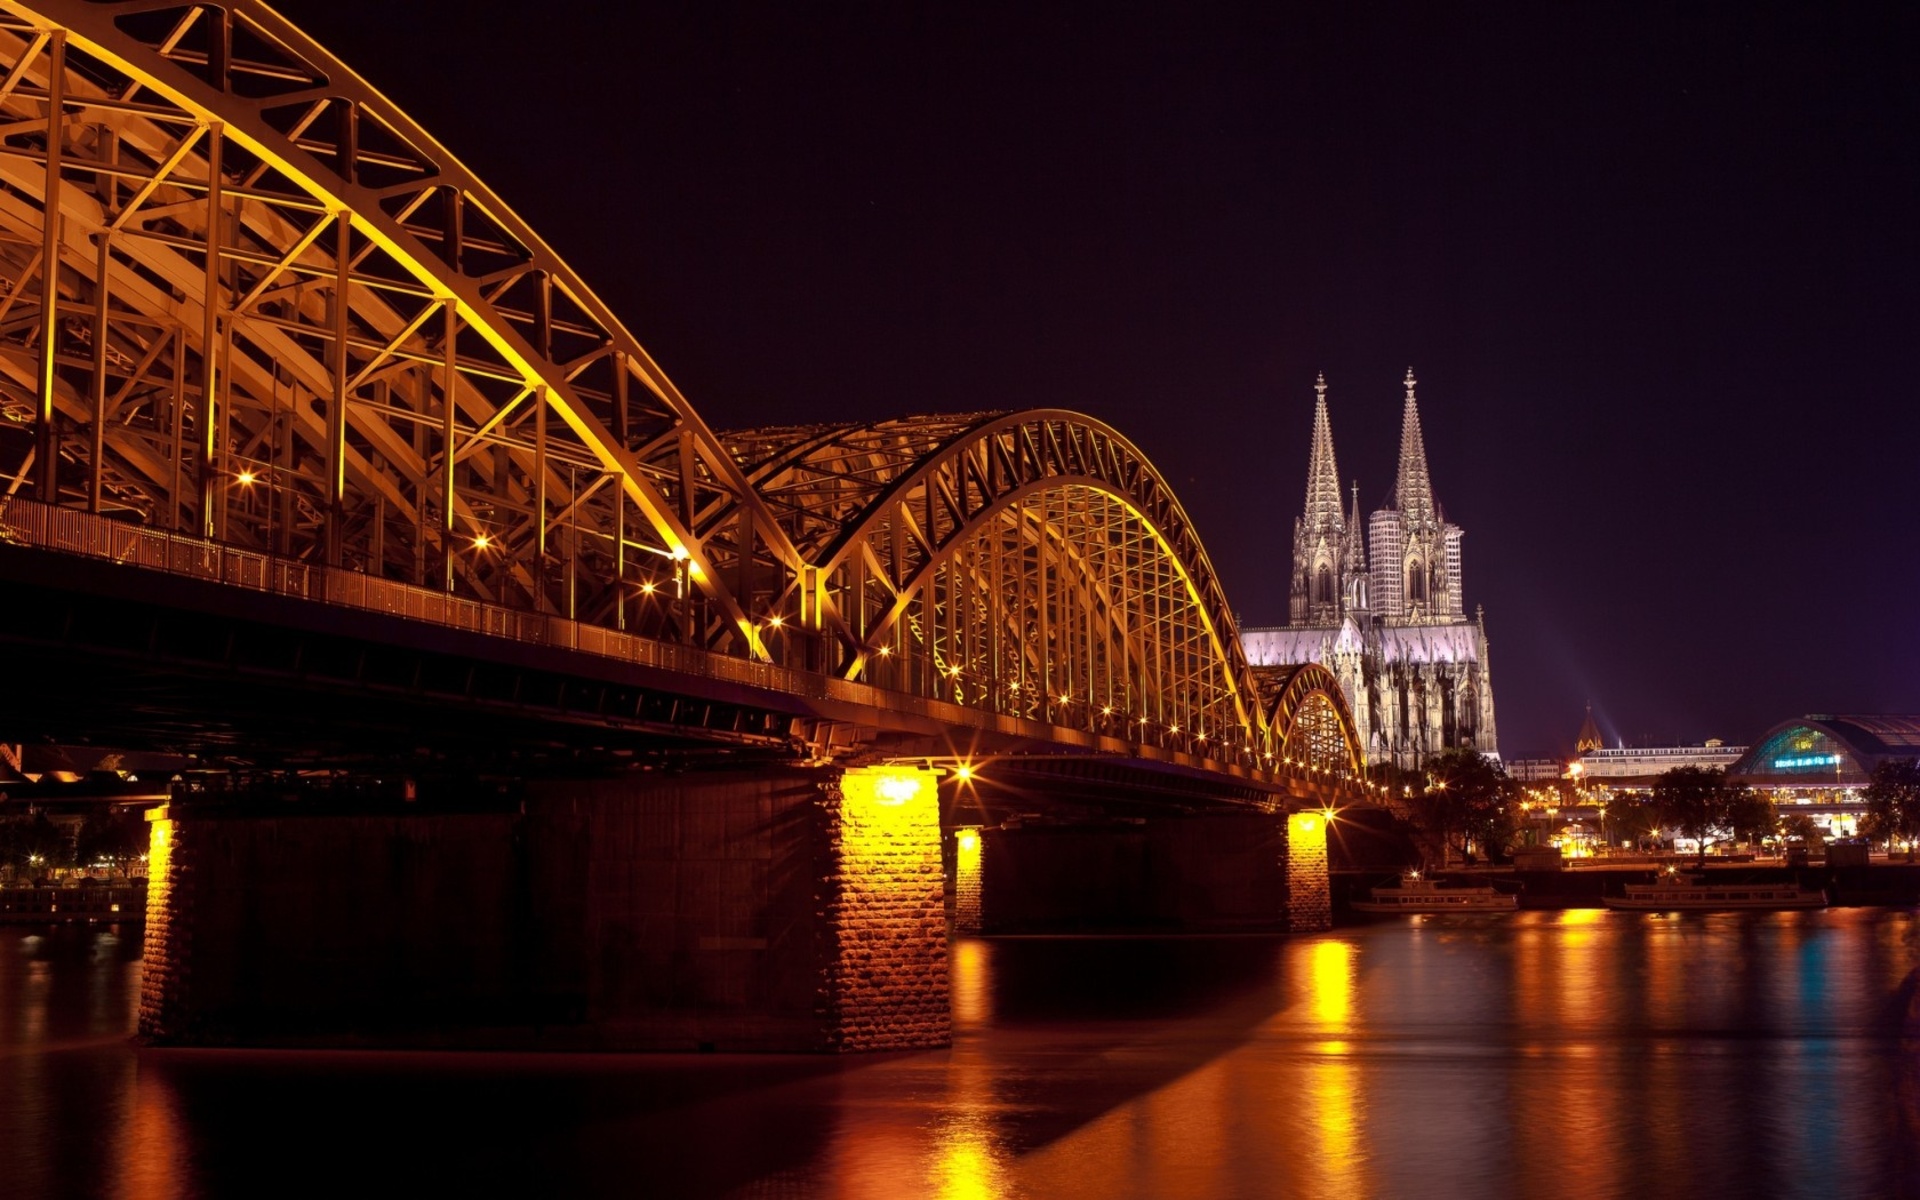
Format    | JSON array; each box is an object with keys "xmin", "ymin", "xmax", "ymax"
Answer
[
  {"xmin": 1649, "ymin": 767, "xmax": 1756, "ymax": 865},
  {"xmin": 0, "ymin": 813, "xmax": 70, "ymax": 876},
  {"xmin": 1610, "ymin": 792, "xmax": 1665, "ymax": 851},
  {"xmin": 1779, "ymin": 812, "xmax": 1821, "ymax": 845},
  {"xmin": 74, "ymin": 808, "xmax": 148, "ymax": 869},
  {"xmin": 1412, "ymin": 749, "xmax": 1518, "ymax": 866},
  {"xmin": 1861, "ymin": 759, "xmax": 1920, "ymax": 862},
  {"xmin": 1725, "ymin": 787, "xmax": 1776, "ymax": 849}
]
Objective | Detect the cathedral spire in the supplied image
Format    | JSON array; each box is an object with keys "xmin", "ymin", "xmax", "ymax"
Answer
[
  {"xmin": 1302, "ymin": 373, "xmax": 1343, "ymax": 526},
  {"xmin": 1394, "ymin": 366, "xmax": 1436, "ymax": 524}
]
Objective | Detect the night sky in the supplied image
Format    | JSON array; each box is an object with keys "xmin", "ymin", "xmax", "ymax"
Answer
[{"xmin": 275, "ymin": 1, "xmax": 1919, "ymax": 757}]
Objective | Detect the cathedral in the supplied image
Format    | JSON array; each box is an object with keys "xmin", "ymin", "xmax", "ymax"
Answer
[{"xmin": 1243, "ymin": 369, "xmax": 1499, "ymax": 770}]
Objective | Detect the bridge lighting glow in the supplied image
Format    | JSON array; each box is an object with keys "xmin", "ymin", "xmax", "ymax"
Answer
[
  {"xmin": 1101, "ymin": 706, "xmax": 1114, "ymax": 716},
  {"xmin": 766, "ymin": 615, "xmax": 784, "ymax": 629},
  {"xmin": 956, "ymin": 829, "xmax": 979, "ymax": 851},
  {"xmin": 670, "ymin": 545, "xmax": 690, "ymax": 561},
  {"xmin": 955, "ymin": 764, "xmax": 974, "ymax": 783},
  {"xmin": 471, "ymin": 533, "xmax": 491, "ymax": 550},
  {"xmin": 236, "ymin": 469, "xmax": 257, "ymax": 486},
  {"xmin": 640, "ymin": 581, "xmax": 657, "ymax": 595},
  {"xmin": 876, "ymin": 774, "xmax": 921, "ymax": 805},
  {"xmin": 1168, "ymin": 724, "xmax": 1179, "ymax": 734},
  {"xmin": 876, "ymin": 645, "xmax": 892, "ymax": 657}
]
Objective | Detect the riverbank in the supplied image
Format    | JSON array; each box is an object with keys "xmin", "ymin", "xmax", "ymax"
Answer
[
  {"xmin": 0, "ymin": 881, "xmax": 146, "ymax": 922},
  {"xmin": 1333, "ymin": 861, "xmax": 1920, "ymax": 911}
]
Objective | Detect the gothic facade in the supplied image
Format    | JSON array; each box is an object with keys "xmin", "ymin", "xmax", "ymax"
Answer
[{"xmin": 1243, "ymin": 370, "xmax": 1499, "ymax": 770}]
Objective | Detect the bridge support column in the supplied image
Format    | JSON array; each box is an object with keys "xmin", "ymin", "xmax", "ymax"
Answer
[
  {"xmin": 820, "ymin": 767, "xmax": 950, "ymax": 1051},
  {"xmin": 952, "ymin": 826, "xmax": 983, "ymax": 935},
  {"xmin": 1285, "ymin": 811, "xmax": 1333, "ymax": 933},
  {"xmin": 137, "ymin": 806, "xmax": 186, "ymax": 1038},
  {"xmin": 133, "ymin": 766, "xmax": 950, "ymax": 1053}
]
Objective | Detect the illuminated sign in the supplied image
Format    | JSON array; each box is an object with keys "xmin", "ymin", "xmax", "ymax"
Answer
[{"xmin": 1772, "ymin": 753, "xmax": 1840, "ymax": 769}]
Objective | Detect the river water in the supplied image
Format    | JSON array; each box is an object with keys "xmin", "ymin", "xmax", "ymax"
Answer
[{"xmin": 3, "ymin": 910, "xmax": 1916, "ymax": 1199}]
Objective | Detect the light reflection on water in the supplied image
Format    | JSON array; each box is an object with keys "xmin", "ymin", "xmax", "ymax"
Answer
[{"xmin": 0, "ymin": 911, "xmax": 1916, "ymax": 1199}]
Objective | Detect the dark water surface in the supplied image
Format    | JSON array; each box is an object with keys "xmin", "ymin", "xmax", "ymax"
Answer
[{"xmin": 3, "ymin": 910, "xmax": 1917, "ymax": 1199}]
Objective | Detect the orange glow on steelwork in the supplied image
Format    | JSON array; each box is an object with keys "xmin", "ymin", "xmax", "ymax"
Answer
[
  {"xmin": 954, "ymin": 764, "xmax": 973, "ymax": 783},
  {"xmin": 471, "ymin": 533, "xmax": 491, "ymax": 550}
]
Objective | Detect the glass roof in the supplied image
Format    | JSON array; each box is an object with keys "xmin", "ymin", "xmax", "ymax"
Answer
[{"xmin": 1727, "ymin": 715, "xmax": 1920, "ymax": 784}]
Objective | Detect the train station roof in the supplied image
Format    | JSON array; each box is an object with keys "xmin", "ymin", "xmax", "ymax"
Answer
[{"xmin": 1727, "ymin": 715, "xmax": 1920, "ymax": 787}]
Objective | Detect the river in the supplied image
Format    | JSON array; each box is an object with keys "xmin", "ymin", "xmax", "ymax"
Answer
[{"xmin": 2, "ymin": 909, "xmax": 1916, "ymax": 1198}]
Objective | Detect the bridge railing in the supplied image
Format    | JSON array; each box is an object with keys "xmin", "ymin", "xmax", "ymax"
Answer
[{"xmin": 0, "ymin": 498, "xmax": 1351, "ymax": 793}]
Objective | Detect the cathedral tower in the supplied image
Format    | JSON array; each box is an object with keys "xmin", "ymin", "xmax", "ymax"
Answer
[
  {"xmin": 1369, "ymin": 368, "xmax": 1463, "ymax": 622},
  {"xmin": 1290, "ymin": 374, "xmax": 1360, "ymax": 624},
  {"xmin": 1246, "ymin": 368, "xmax": 1499, "ymax": 771}
]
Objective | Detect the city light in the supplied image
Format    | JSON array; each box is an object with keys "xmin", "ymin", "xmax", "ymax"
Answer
[
  {"xmin": 472, "ymin": 533, "xmax": 491, "ymax": 550},
  {"xmin": 236, "ymin": 469, "xmax": 256, "ymax": 486}
]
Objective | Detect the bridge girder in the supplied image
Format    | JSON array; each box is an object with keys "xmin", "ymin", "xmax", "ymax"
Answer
[
  {"xmin": 1264, "ymin": 661, "xmax": 1366, "ymax": 784},
  {"xmin": 730, "ymin": 411, "xmax": 1273, "ymax": 757},
  {"xmin": 0, "ymin": 0, "xmax": 801, "ymax": 659},
  {"xmin": 0, "ymin": 3, "xmax": 1371, "ymax": 792}
]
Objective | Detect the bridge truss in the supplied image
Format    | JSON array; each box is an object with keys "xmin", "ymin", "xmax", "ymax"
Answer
[{"xmin": 0, "ymin": 1, "xmax": 1367, "ymax": 789}]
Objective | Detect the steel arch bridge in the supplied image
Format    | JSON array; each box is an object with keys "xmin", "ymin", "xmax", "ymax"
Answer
[{"xmin": 0, "ymin": 1, "xmax": 1367, "ymax": 792}]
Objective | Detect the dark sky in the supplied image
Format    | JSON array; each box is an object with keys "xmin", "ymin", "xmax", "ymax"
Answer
[{"xmin": 275, "ymin": 1, "xmax": 1920, "ymax": 757}]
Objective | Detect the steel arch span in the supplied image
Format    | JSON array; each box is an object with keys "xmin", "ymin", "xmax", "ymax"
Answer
[
  {"xmin": 1263, "ymin": 662, "xmax": 1366, "ymax": 784},
  {"xmin": 0, "ymin": 0, "xmax": 800, "ymax": 658},
  {"xmin": 727, "ymin": 411, "xmax": 1286, "ymax": 761},
  {"xmin": 0, "ymin": 3, "xmax": 1368, "ymax": 788}
]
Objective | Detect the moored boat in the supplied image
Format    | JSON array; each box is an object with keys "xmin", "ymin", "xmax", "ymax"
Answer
[
  {"xmin": 1602, "ymin": 869, "xmax": 1826, "ymax": 911},
  {"xmin": 1351, "ymin": 871, "xmax": 1519, "ymax": 914}
]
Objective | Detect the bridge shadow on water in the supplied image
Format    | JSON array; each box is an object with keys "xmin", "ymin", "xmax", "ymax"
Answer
[{"xmin": 106, "ymin": 933, "xmax": 1311, "ymax": 1198}]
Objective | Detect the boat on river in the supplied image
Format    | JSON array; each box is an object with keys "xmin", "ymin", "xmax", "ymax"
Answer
[
  {"xmin": 1351, "ymin": 871, "xmax": 1519, "ymax": 914},
  {"xmin": 1602, "ymin": 869, "xmax": 1826, "ymax": 911}
]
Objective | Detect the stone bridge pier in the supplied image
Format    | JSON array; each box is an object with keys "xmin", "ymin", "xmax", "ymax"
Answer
[
  {"xmin": 137, "ymin": 764, "xmax": 1337, "ymax": 1052},
  {"xmin": 139, "ymin": 764, "xmax": 951, "ymax": 1053},
  {"xmin": 947, "ymin": 808, "xmax": 1332, "ymax": 936}
]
